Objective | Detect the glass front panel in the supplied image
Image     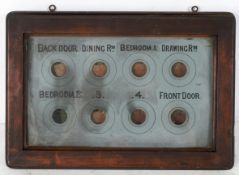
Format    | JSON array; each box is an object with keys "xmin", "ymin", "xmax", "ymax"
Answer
[{"xmin": 26, "ymin": 36, "xmax": 213, "ymax": 148}]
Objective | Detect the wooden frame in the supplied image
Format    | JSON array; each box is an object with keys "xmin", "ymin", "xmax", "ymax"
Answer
[{"xmin": 6, "ymin": 12, "xmax": 235, "ymax": 169}]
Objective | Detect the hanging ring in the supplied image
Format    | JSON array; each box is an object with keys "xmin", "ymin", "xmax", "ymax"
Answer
[
  {"xmin": 191, "ymin": 6, "xmax": 199, "ymax": 13},
  {"xmin": 49, "ymin": 4, "xmax": 56, "ymax": 12}
]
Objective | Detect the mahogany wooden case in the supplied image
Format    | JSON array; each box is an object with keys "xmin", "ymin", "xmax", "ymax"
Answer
[{"xmin": 6, "ymin": 12, "xmax": 235, "ymax": 169}]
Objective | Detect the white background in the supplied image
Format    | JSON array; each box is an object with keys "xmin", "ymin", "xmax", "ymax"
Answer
[{"xmin": 0, "ymin": 0, "xmax": 239, "ymax": 174}]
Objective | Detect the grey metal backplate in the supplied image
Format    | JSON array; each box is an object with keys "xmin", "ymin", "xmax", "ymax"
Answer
[{"xmin": 27, "ymin": 36, "xmax": 213, "ymax": 148}]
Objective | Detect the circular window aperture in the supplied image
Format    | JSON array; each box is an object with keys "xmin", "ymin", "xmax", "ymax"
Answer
[
  {"xmin": 83, "ymin": 54, "xmax": 116, "ymax": 87},
  {"xmin": 170, "ymin": 108, "xmax": 188, "ymax": 125},
  {"xmin": 123, "ymin": 53, "xmax": 156, "ymax": 86},
  {"xmin": 91, "ymin": 61, "xmax": 108, "ymax": 78},
  {"xmin": 51, "ymin": 62, "xmax": 67, "ymax": 77},
  {"xmin": 162, "ymin": 101, "xmax": 195, "ymax": 134},
  {"xmin": 131, "ymin": 62, "xmax": 147, "ymax": 78},
  {"xmin": 171, "ymin": 62, "xmax": 187, "ymax": 78},
  {"xmin": 42, "ymin": 101, "xmax": 76, "ymax": 134},
  {"xmin": 122, "ymin": 100, "xmax": 155, "ymax": 134},
  {"xmin": 80, "ymin": 100, "xmax": 115, "ymax": 134},
  {"xmin": 163, "ymin": 53, "xmax": 196, "ymax": 87},
  {"xmin": 52, "ymin": 109, "xmax": 67, "ymax": 124},
  {"xmin": 91, "ymin": 109, "xmax": 106, "ymax": 125},
  {"xmin": 131, "ymin": 109, "xmax": 146, "ymax": 125},
  {"xmin": 42, "ymin": 54, "xmax": 75, "ymax": 87}
]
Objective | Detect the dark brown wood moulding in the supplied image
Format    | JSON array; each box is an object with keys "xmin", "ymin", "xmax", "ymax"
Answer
[{"xmin": 6, "ymin": 11, "xmax": 235, "ymax": 169}]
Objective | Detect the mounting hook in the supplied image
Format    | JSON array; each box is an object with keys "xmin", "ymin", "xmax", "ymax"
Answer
[
  {"xmin": 49, "ymin": 4, "xmax": 57, "ymax": 12},
  {"xmin": 191, "ymin": 6, "xmax": 199, "ymax": 13}
]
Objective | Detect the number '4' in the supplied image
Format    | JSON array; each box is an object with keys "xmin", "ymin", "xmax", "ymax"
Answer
[{"xmin": 135, "ymin": 91, "xmax": 143, "ymax": 99}]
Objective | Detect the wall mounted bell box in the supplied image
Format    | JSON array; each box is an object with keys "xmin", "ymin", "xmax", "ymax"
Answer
[{"xmin": 6, "ymin": 11, "xmax": 235, "ymax": 169}]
